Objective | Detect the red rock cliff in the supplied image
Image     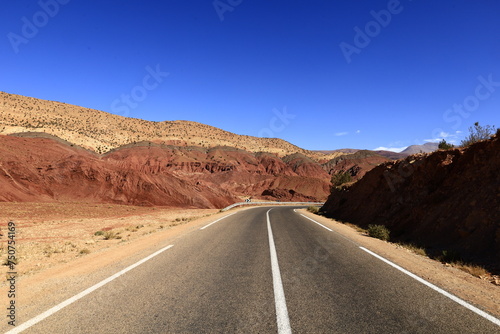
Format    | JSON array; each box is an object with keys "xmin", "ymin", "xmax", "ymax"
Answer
[{"xmin": 322, "ymin": 135, "xmax": 500, "ymax": 271}]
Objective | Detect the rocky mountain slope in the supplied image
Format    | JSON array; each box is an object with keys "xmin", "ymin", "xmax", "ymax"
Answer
[
  {"xmin": 0, "ymin": 134, "xmax": 236, "ymax": 208},
  {"xmin": 322, "ymin": 150, "xmax": 389, "ymax": 180},
  {"xmin": 0, "ymin": 91, "xmax": 394, "ymax": 208},
  {"xmin": 0, "ymin": 131, "xmax": 392, "ymax": 208},
  {"xmin": 322, "ymin": 135, "xmax": 500, "ymax": 272},
  {"xmin": 0, "ymin": 91, "xmax": 322, "ymax": 158},
  {"xmin": 0, "ymin": 133, "xmax": 335, "ymax": 207}
]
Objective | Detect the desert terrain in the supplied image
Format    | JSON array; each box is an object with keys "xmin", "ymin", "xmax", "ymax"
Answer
[
  {"xmin": 0, "ymin": 202, "xmax": 218, "ymax": 279},
  {"xmin": 0, "ymin": 91, "xmax": 498, "ymax": 331}
]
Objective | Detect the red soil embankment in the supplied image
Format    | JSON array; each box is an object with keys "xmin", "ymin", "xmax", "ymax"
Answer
[
  {"xmin": 0, "ymin": 135, "xmax": 333, "ymax": 208},
  {"xmin": 322, "ymin": 136, "xmax": 500, "ymax": 272}
]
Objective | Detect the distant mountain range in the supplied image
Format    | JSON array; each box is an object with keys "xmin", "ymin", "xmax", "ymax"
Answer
[
  {"xmin": 313, "ymin": 142, "xmax": 439, "ymax": 161},
  {"xmin": 400, "ymin": 142, "xmax": 439, "ymax": 155}
]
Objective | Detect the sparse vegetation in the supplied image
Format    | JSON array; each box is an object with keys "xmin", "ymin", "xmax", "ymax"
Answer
[
  {"xmin": 174, "ymin": 217, "xmax": 192, "ymax": 223},
  {"xmin": 94, "ymin": 230, "xmax": 104, "ymax": 236},
  {"xmin": 433, "ymin": 249, "xmax": 490, "ymax": 278},
  {"xmin": 438, "ymin": 139, "xmax": 454, "ymax": 150},
  {"xmin": 460, "ymin": 122, "xmax": 496, "ymax": 147},
  {"xmin": 344, "ymin": 222, "xmax": 368, "ymax": 234},
  {"xmin": 43, "ymin": 245, "xmax": 55, "ymax": 257},
  {"xmin": 79, "ymin": 248, "xmax": 91, "ymax": 255},
  {"xmin": 307, "ymin": 206, "xmax": 320, "ymax": 214},
  {"xmin": 437, "ymin": 249, "xmax": 462, "ymax": 263},
  {"xmin": 331, "ymin": 171, "xmax": 352, "ymax": 187},
  {"xmin": 399, "ymin": 243, "xmax": 427, "ymax": 257},
  {"xmin": 368, "ymin": 224, "xmax": 390, "ymax": 241},
  {"xmin": 125, "ymin": 224, "xmax": 144, "ymax": 233},
  {"xmin": 103, "ymin": 230, "xmax": 119, "ymax": 240},
  {"xmin": 0, "ymin": 91, "xmax": 326, "ymax": 159},
  {"xmin": 452, "ymin": 262, "xmax": 489, "ymax": 278}
]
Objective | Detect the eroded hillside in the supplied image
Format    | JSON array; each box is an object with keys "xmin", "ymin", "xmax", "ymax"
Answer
[
  {"xmin": 0, "ymin": 134, "xmax": 335, "ymax": 208},
  {"xmin": 0, "ymin": 92, "xmax": 396, "ymax": 208},
  {"xmin": 0, "ymin": 91, "xmax": 322, "ymax": 158},
  {"xmin": 322, "ymin": 135, "xmax": 500, "ymax": 272}
]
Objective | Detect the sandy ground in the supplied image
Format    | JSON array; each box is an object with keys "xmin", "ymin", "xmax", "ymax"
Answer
[
  {"xmin": 0, "ymin": 202, "xmax": 230, "ymax": 332},
  {"xmin": 0, "ymin": 203, "xmax": 498, "ymax": 331},
  {"xmin": 0, "ymin": 202, "xmax": 218, "ymax": 279}
]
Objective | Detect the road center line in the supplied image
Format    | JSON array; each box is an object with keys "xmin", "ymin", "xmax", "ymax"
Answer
[
  {"xmin": 299, "ymin": 214, "xmax": 333, "ymax": 231},
  {"xmin": 6, "ymin": 244, "xmax": 175, "ymax": 334},
  {"xmin": 200, "ymin": 211, "xmax": 237, "ymax": 230},
  {"xmin": 360, "ymin": 246, "xmax": 500, "ymax": 327},
  {"xmin": 266, "ymin": 209, "xmax": 292, "ymax": 334}
]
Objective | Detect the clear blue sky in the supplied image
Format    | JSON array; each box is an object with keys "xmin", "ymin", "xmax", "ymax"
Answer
[{"xmin": 1, "ymin": 0, "xmax": 499, "ymax": 151}]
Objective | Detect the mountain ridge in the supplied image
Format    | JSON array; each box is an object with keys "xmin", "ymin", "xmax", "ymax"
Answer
[
  {"xmin": 0, "ymin": 91, "xmax": 324, "ymax": 159},
  {"xmin": 0, "ymin": 91, "xmax": 431, "ymax": 160},
  {"xmin": 401, "ymin": 142, "xmax": 439, "ymax": 155}
]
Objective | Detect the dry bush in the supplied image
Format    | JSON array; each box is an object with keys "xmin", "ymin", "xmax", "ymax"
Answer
[
  {"xmin": 368, "ymin": 224, "xmax": 390, "ymax": 241},
  {"xmin": 79, "ymin": 248, "xmax": 91, "ymax": 255},
  {"xmin": 452, "ymin": 262, "xmax": 489, "ymax": 278}
]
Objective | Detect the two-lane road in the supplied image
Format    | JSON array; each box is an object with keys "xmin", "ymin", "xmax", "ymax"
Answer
[{"xmin": 12, "ymin": 207, "xmax": 500, "ymax": 333}]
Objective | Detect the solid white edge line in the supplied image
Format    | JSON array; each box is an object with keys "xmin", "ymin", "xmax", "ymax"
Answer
[
  {"xmin": 359, "ymin": 246, "xmax": 500, "ymax": 327},
  {"xmin": 299, "ymin": 214, "xmax": 333, "ymax": 232},
  {"xmin": 6, "ymin": 244, "xmax": 175, "ymax": 334},
  {"xmin": 200, "ymin": 212, "xmax": 238, "ymax": 230},
  {"xmin": 266, "ymin": 209, "xmax": 292, "ymax": 334}
]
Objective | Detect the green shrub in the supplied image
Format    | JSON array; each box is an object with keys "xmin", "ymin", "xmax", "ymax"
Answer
[
  {"xmin": 331, "ymin": 171, "xmax": 352, "ymax": 187},
  {"xmin": 307, "ymin": 206, "xmax": 320, "ymax": 214},
  {"xmin": 438, "ymin": 139, "xmax": 454, "ymax": 150},
  {"xmin": 368, "ymin": 224, "xmax": 390, "ymax": 241},
  {"xmin": 103, "ymin": 231, "xmax": 117, "ymax": 240},
  {"xmin": 94, "ymin": 231, "xmax": 104, "ymax": 236}
]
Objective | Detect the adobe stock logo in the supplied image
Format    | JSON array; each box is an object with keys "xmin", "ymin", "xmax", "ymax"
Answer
[
  {"xmin": 258, "ymin": 107, "xmax": 295, "ymax": 138},
  {"xmin": 430, "ymin": 73, "xmax": 499, "ymax": 140},
  {"xmin": 111, "ymin": 65, "xmax": 169, "ymax": 117},
  {"xmin": 213, "ymin": 0, "xmax": 242, "ymax": 22},
  {"xmin": 441, "ymin": 74, "xmax": 499, "ymax": 130},
  {"xmin": 7, "ymin": 0, "xmax": 71, "ymax": 54},
  {"xmin": 339, "ymin": 0, "xmax": 411, "ymax": 64}
]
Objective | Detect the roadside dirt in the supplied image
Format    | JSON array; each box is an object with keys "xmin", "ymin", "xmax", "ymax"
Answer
[
  {"xmin": 0, "ymin": 202, "xmax": 218, "ymax": 279},
  {"xmin": 299, "ymin": 209, "xmax": 500, "ymax": 319},
  {"xmin": 0, "ymin": 202, "xmax": 232, "ymax": 332}
]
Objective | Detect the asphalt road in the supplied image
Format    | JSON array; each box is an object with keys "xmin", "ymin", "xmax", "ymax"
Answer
[{"xmin": 14, "ymin": 207, "xmax": 500, "ymax": 333}]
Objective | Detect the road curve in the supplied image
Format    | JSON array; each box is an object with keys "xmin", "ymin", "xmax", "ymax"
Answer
[{"xmin": 12, "ymin": 207, "xmax": 500, "ymax": 333}]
